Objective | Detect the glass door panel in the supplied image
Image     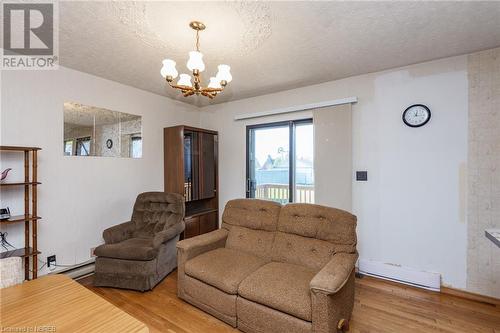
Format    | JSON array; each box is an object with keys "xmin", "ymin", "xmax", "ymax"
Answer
[
  {"xmin": 248, "ymin": 125, "xmax": 290, "ymax": 204},
  {"xmin": 184, "ymin": 131, "xmax": 199, "ymax": 201},
  {"xmin": 294, "ymin": 123, "xmax": 314, "ymax": 203}
]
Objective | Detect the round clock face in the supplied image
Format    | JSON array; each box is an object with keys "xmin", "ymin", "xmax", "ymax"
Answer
[{"xmin": 403, "ymin": 104, "xmax": 431, "ymax": 128}]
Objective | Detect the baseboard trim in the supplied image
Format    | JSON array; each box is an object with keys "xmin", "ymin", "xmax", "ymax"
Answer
[
  {"xmin": 357, "ymin": 270, "xmax": 500, "ymax": 307},
  {"xmin": 358, "ymin": 259, "xmax": 441, "ymax": 291},
  {"xmin": 441, "ymin": 287, "xmax": 500, "ymax": 307}
]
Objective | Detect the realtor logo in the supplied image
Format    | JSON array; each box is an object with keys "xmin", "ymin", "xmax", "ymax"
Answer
[{"xmin": 2, "ymin": 1, "xmax": 59, "ymax": 69}]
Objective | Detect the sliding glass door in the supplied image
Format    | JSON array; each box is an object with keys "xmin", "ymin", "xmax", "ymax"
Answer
[{"xmin": 246, "ymin": 119, "xmax": 314, "ymax": 204}]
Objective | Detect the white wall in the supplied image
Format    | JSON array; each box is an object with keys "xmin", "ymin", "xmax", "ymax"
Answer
[
  {"xmin": 200, "ymin": 56, "xmax": 469, "ymax": 289},
  {"xmin": 0, "ymin": 67, "xmax": 200, "ymax": 276}
]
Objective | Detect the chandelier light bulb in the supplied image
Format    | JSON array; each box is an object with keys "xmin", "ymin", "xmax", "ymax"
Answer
[
  {"xmin": 208, "ymin": 77, "xmax": 222, "ymax": 89},
  {"xmin": 216, "ymin": 64, "xmax": 232, "ymax": 83},
  {"xmin": 187, "ymin": 51, "xmax": 205, "ymax": 72},
  {"xmin": 177, "ymin": 74, "xmax": 193, "ymax": 87},
  {"xmin": 160, "ymin": 59, "xmax": 178, "ymax": 79}
]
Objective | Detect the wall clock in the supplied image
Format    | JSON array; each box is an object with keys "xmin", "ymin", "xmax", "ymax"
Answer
[
  {"xmin": 402, "ymin": 104, "xmax": 431, "ymax": 128},
  {"xmin": 106, "ymin": 139, "xmax": 113, "ymax": 149}
]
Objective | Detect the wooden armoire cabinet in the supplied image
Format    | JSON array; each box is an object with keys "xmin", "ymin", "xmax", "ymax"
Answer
[{"xmin": 164, "ymin": 125, "xmax": 218, "ymax": 239}]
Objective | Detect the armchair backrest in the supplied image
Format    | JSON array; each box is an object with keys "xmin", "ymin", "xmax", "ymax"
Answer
[{"xmin": 131, "ymin": 192, "xmax": 185, "ymax": 237}]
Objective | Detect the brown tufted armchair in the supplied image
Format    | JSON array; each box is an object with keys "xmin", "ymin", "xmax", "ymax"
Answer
[{"xmin": 94, "ymin": 192, "xmax": 185, "ymax": 291}]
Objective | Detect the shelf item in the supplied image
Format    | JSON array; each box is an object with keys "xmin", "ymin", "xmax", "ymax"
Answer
[
  {"xmin": 0, "ymin": 215, "xmax": 42, "ymax": 224},
  {"xmin": 164, "ymin": 125, "xmax": 219, "ymax": 239},
  {"xmin": 0, "ymin": 145, "xmax": 40, "ymax": 280},
  {"xmin": 0, "ymin": 247, "xmax": 41, "ymax": 259}
]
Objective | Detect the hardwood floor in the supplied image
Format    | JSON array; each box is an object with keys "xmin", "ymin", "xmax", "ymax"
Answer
[{"xmin": 79, "ymin": 271, "xmax": 500, "ymax": 333}]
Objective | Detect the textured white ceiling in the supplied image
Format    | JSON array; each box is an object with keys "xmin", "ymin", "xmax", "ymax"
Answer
[{"xmin": 59, "ymin": 1, "xmax": 500, "ymax": 107}]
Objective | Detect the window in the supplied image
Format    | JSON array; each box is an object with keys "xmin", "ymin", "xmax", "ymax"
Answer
[
  {"xmin": 246, "ymin": 119, "xmax": 314, "ymax": 204},
  {"xmin": 64, "ymin": 140, "xmax": 74, "ymax": 156},
  {"xmin": 75, "ymin": 137, "xmax": 91, "ymax": 156},
  {"xmin": 130, "ymin": 135, "xmax": 142, "ymax": 158}
]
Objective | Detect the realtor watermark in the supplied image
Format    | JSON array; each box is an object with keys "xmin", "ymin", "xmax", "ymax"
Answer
[{"xmin": 1, "ymin": 1, "xmax": 59, "ymax": 69}]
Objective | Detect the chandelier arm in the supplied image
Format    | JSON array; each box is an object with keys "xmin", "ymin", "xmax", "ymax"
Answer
[
  {"xmin": 183, "ymin": 90, "xmax": 195, "ymax": 97},
  {"xmin": 168, "ymin": 82, "xmax": 195, "ymax": 92},
  {"xmin": 201, "ymin": 87, "xmax": 224, "ymax": 93},
  {"xmin": 201, "ymin": 91, "xmax": 216, "ymax": 99},
  {"xmin": 202, "ymin": 87, "xmax": 224, "ymax": 93}
]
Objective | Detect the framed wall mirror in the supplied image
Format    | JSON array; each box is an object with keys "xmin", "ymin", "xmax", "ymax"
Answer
[{"xmin": 63, "ymin": 102, "xmax": 142, "ymax": 158}]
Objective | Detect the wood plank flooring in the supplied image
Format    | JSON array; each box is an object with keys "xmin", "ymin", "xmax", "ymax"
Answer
[{"xmin": 79, "ymin": 271, "xmax": 500, "ymax": 333}]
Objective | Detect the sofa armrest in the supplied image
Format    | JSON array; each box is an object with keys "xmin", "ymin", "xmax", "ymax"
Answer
[
  {"xmin": 177, "ymin": 228, "xmax": 229, "ymax": 264},
  {"xmin": 102, "ymin": 221, "xmax": 135, "ymax": 244},
  {"xmin": 310, "ymin": 252, "xmax": 358, "ymax": 295},
  {"xmin": 153, "ymin": 221, "xmax": 185, "ymax": 248}
]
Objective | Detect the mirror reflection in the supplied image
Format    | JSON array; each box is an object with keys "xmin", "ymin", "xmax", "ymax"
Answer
[{"xmin": 63, "ymin": 102, "xmax": 142, "ymax": 158}]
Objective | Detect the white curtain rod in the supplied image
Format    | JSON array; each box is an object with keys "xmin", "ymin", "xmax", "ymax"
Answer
[{"xmin": 233, "ymin": 96, "xmax": 357, "ymax": 121}]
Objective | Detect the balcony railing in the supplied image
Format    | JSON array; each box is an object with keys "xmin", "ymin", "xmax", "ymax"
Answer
[{"xmin": 255, "ymin": 183, "xmax": 314, "ymax": 204}]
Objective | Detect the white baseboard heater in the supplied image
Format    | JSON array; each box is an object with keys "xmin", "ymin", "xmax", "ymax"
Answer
[
  {"xmin": 50, "ymin": 258, "xmax": 95, "ymax": 280},
  {"xmin": 358, "ymin": 259, "xmax": 441, "ymax": 292}
]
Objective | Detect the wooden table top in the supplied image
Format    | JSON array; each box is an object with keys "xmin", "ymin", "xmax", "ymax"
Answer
[{"xmin": 0, "ymin": 274, "xmax": 149, "ymax": 333}]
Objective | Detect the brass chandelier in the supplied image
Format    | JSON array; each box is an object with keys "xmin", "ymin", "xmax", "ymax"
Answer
[{"xmin": 160, "ymin": 21, "xmax": 232, "ymax": 99}]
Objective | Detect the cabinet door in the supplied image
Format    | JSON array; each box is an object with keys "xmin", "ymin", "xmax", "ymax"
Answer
[
  {"xmin": 199, "ymin": 211, "xmax": 218, "ymax": 235},
  {"xmin": 184, "ymin": 131, "xmax": 200, "ymax": 201},
  {"xmin": 184, "ymin": 216, "xmax": 200, "ymax": 238},
  {"xmin": 200, "ymin": 133, "xmax": 217, "ymax": 199}
]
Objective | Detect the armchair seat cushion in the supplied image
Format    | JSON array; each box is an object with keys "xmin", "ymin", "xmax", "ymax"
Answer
[
  {"xmin": 94, "ymin": 237, "xmax": 158, "ymax": 261},
  {"xmin": 238, "ymin": 262, "xmax": 316, "ymax": 321},
  {"xmin": 185, "ymin": 248, "xmax": 268, "ymax": 294}
]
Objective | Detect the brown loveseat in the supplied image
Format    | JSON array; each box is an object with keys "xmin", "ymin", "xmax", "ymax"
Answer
[
  {"xmin": 177, "ymin": 199, "xmax": 358, "ymax": 333},
  {"xmin": 94, "ymin": 192, "xmax": 185, "ymax": 291}
]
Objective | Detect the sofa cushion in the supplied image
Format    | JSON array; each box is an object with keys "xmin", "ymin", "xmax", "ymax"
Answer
[
  {"xmin": 94, "ymin": 237, "xmax": 157, "ymax": 261},
  {"xmin": 278, "ymin": 203, "xmax": 357, "ymax": 253},
  {"xmin": 225, "ymin": 226, "xmax": 275, "ymax": 259},
  {"xmin": 271, "ymin": 232, "xmax": 335, "ymax": 271},
  {"xmin": 238, "ymin": 262, "xmax": 316, "ymax": 321},
  {"xmin": 185, "ymin": 248, "xmax": 268, "ymax": 294},
  {"xmin": 221, "ymin": 199, "xmax": 281, "ymax": 232}
]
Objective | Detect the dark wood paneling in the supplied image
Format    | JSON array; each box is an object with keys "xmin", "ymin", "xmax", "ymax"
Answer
[
  {"xmin": 200, "ymin": 133, "xmax": 216, "ymax": 200},
  {"xmin": 184, "ymin": 217, "xmax": 200, "ymax": 239},
  {"xmin": 164, "ymin": 126, "xmax": 185, "ymax": 195},
  {"xmin": 199, "ymin": 211, "xmax": 218, "ymax": 235},
  {"xmin": 164, "ymin": 125, "xmax": 219, "ymax": 239}
]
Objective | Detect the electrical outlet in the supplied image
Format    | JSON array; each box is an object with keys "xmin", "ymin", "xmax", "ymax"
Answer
[
  {"xmin": 47, "ymin": 255, "xmax": 56, "ymax": 268},
  {"xmin": 90, "ymin": 247, "xmax": 96, "ymax": 257}
]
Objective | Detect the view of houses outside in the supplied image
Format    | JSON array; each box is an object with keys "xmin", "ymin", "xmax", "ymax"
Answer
[{"xmin": 252, "ymin": 124, "xmax": 314, "ymax": 203}]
